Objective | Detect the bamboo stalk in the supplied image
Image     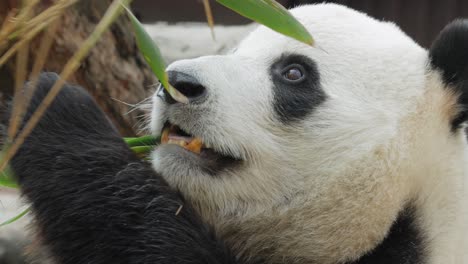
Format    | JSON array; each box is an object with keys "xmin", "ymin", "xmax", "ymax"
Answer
[
  {"xmin": 0, "ymin": 0, "xmax": 77, "ymax": 67},
  {"xmin": 202, "ymin": 0, "xmax": 216, "ymax": 40},
  {"xmin": 7, "ymin": 41, "xmax": 29, "ymax": 139},
  {"xmin": 8, "ymin": 18, "xmax": 61, "ymax": 142},
  {"xmin": 9, "ymin": 0, "xmax": 77, "ymax": 40},
  {"xmin": 0, "ymin": 0, "xmax": 133, "ymax": 174},
  {"xmin": 6, "ymin": 0, "xmax": 40, "ymax": 139}
]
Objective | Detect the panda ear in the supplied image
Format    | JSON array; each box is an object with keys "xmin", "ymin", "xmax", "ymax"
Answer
[
  {"xmin": 430, "ymin": 20, "xmax": 468, "ymax": 85},
  {"xmin": 429, "ymin": 20, "xmax": 468, "ymax": 129}
]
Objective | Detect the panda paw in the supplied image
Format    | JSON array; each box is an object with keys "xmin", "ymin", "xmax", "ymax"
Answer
[
  {"xmin": 18, "ymin": 72, "xmax": 120, "ymax": 141},
  {"xmin": 9, "ymin": 72, "xmax": 133, "ymax": 179}
]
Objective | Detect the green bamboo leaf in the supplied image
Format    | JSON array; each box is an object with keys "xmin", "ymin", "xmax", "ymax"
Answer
[
  {"xmin": 0, "ymin": 207, "xmax": 30, "ymax": 227},
  {"xmin": 0, "ymin": 165, "xmax": 18, "ymax": 189},
  {"xmin": 123, "ymin": 5, "xmax": 188, "ymax": 104},
  {"xmin": 0, "ymin": 148, "xmax": 18, "ymax": 189},
  {"xmin": 130, "ymin": 145, "xmax": 154, "ymax": 154},
  {"xmin": 216, "ymin": 0, "xmax": 314, "ymax": 46},
  {"xmin": 124, "ymin": 135, "xmax": 160, "ymax": 147}
]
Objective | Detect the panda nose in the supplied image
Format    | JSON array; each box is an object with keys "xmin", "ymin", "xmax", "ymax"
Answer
[{"xmin": 160, "ymin": 71, "xmax": 207, "ymax": 104}]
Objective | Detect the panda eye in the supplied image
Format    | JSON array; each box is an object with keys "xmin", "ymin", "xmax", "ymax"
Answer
[{"xmin": 282, "ymin": 65, "xmax": 305, "ymax": 82}]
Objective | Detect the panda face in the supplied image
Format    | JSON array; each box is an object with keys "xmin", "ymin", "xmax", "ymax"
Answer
[{"xmin": 150, "ymin": 4, "xmax": 465, "ymax": 263}]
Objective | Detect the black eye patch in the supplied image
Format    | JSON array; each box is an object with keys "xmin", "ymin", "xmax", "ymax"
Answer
[{"xmin": 270, "ymin": 53, "xmax": 326, "ymax": 124}]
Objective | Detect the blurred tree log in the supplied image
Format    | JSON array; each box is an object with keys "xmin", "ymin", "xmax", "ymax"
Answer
[{"xmin": 0, "ymin": 0, "xmax": 157, "ymax": 136}]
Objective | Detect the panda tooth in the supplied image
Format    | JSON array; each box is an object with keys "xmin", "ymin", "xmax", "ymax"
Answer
[
  {"xmin": 167, "ymin": 139, "xmax": 187, "ymax": 147},
  {"xmin": 177, "ymin": 140, "xmax": 187, "ymax": 147},
  {"xmin": 161, "ymin": 127, "xmax": 170, "ymax": 144}
]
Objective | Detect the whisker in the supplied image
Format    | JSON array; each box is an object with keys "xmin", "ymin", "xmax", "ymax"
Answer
[{"xmin": 111, "ymin": 96, "xmax": 153, "ymax": 115}]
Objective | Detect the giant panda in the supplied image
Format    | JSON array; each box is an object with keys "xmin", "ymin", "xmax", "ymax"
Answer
[{"xmin": 7, "ymin": 3, "xmax": 468, "ymax": 264}]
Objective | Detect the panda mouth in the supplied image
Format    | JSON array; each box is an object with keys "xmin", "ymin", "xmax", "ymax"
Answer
[
  {"xmin": 160, "ymin": 122, "xmax": 241, "ymax": 164},
  {"xmin": 161, "ymin": 122, "xmax": 205, "ymax": 154},
  {"xmin": 161, "ymin": 122, "xmax": 207, "ymax": 154}
]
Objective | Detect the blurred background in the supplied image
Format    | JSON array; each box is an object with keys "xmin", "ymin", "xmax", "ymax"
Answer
[
  {"xmin": 0, "ymin": 0, "xmax": 467, "ymax": 263},
  {"xmin": 133, "ymin": 0, "xmax": 468, "ymax": 47}
]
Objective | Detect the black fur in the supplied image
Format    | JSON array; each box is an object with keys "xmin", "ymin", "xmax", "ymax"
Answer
[
  {"xmin": 9, "ymin": 73, "xmax": 238, "ymax": 264},
  {"xmin": 429, "ymin": 19, "xmax": 468, "ymax": 130},
  {"xmin": 351, "ymin": 207, "xmax": 425, "ymax": 264},
  {"xmin": 270, "ymin": 53, "xmax": 326, "ymax": 123}
]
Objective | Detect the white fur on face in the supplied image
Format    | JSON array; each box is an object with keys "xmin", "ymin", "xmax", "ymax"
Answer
[{"xmin": 150, "ymin": 4, "xmax": 467, "ymax": 263}]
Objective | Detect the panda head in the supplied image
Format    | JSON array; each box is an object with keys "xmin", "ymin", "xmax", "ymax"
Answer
[{"xmin": 151, "ymin": 4, "xmax": 468, "ymax": 263}]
